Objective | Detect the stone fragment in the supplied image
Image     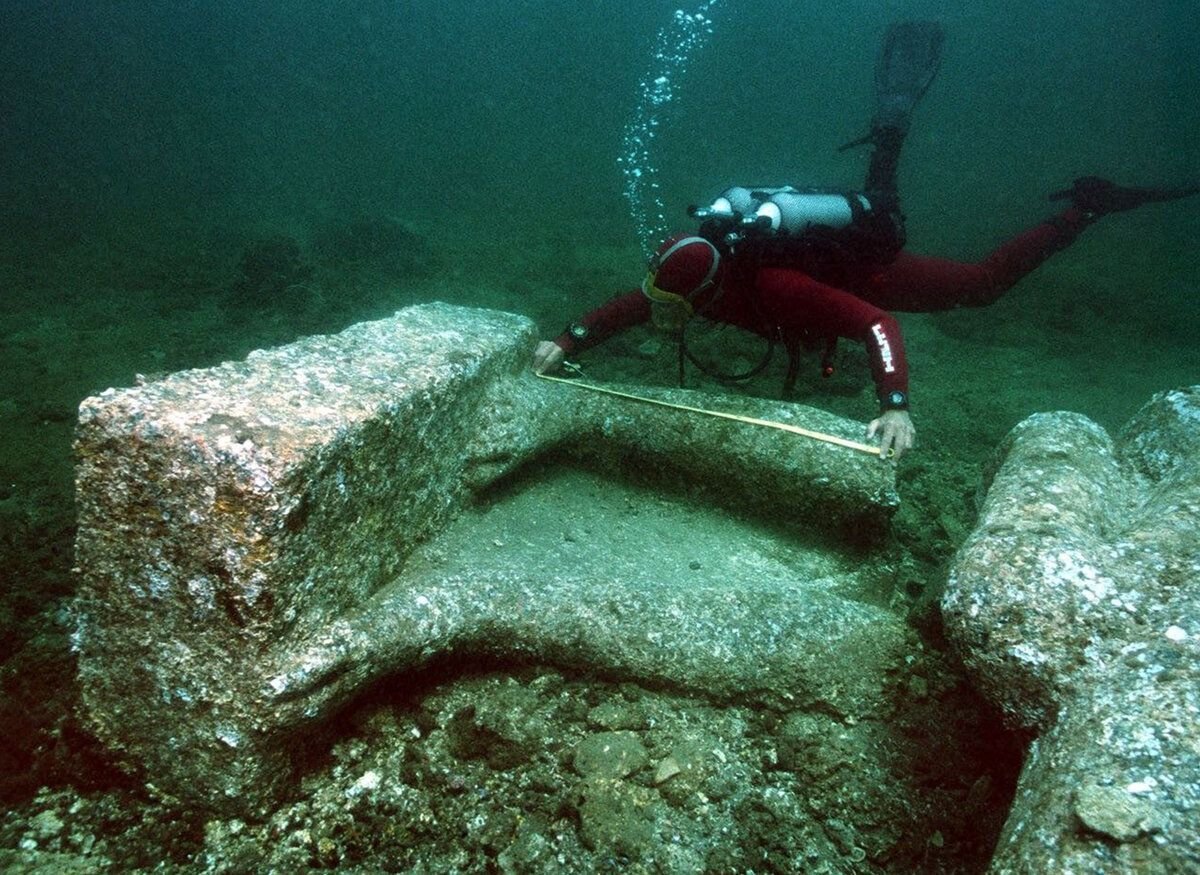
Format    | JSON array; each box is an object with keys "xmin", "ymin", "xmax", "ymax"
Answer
[
  {"xmin": 72, "ymin": 302, "xmax": 900, "ymax": 813},
  {"xmin": 943, "ymin": 386, "xmax": 1200, "ymax": 872},
  {"xmin": 653, "ymin": 731, "xmax": 725, "ymax": 804},
  {"xmin": 30, "ymin": 810, "xmax": 64, "ymax": 841},
  {"xmin": 1073, "ymin": 783, "xmax": 1165, "ymax": 843},
  {"xmin": 653, "ymin": 756, "xmax": 682, "ymax": 785},
  {"xmin": 586, "ymin": 700, "xmax": 646, "ymax": 732},
  {"xmin": 497, "ymin": 822, "xmax": 553, "ymax": 874},
  {"xmin": 575, "ymin": 777, "xmax": 659, "ymax": 859},
  {"xmin": 573, "ymin": 731, "xmax": 649, "ymax": 780},
  {"xmin": 445, "ymin": 682, "xmax": 545, "ymax": 770}
]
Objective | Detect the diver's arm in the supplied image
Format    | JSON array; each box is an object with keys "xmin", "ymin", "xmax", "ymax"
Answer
[
  {"xmin": 533, "ymin": 290, "xmax": 651, "ymax": 372},
  {"xmin": 862, "ymin": 316, "xmax": 916, "ymax": 459},
  {"xmin": 755, "ymin": 267, "xmax": 915, "ymax": 456}
]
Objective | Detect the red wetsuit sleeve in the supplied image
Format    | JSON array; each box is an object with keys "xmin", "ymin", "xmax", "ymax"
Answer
[
  {"xmin": 753, "ymin": 267, "xmax": 910, "ymax": 408},
  {"xmin": 553, "ymin": 290, "xmax": 651, "ymax": 355}
]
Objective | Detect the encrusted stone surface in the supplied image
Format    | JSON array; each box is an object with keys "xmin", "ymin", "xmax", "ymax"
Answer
[
  {"xmin": 73, "ymin": 302, "xmax": 899, "ymax": 813},
  {"xmin": 943, "ymin": 386, "xmax": 1200, "ymax": 873}
]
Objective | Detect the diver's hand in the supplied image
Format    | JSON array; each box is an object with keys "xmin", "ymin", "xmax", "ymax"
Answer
[
  {"xmin": 867, "ymin": 409, "xmax": 915, "ymax": 460},
  {"xmin": 532, "ymin": 340, "xmax": 566, "ymax": 374}
]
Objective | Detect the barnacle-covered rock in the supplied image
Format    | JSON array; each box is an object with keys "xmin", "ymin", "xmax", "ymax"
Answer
[
  {"xmin": 73, "ymin": 302, "xmax": 900, "ymax": 814},
  {"xmin": 944, "ymin": 386, "xmax": 1200, "ymax": 873}
]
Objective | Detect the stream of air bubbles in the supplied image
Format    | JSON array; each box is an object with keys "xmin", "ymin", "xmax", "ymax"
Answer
[{"xmin": 618, "ymin": 2, "xmax": 723, "ymax": 259}]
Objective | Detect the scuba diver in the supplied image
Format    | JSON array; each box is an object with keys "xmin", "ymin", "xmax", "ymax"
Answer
[{"xmin": 531, "ymin": 21, "xmax": 1198, "ymax": 459}]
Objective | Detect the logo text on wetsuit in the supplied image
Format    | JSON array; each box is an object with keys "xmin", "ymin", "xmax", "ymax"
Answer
[{"xmin": 871, "ymin": 323, "xmax": 895, "ymax": 374}]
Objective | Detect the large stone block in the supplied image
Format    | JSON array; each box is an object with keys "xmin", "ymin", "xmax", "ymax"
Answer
[
  {"xmin": 943, "ymin": 387, "xmax": 1200, "ymax": 872},
  {"xmin": 73, "ymin": 302, "xmax": 899, "ymax": 813}
]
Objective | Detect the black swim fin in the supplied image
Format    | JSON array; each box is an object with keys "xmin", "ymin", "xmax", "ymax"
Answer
[
  {"xmin": 840, "ymin": 21, "xmax": 945, "ymax": 151},
  {"xmin": 874, "ymin": 21, "xmax": 945, "ymax": 133},
  {"xmin": 1049, "ymin": 176, "xmax": 1200, "ymax": 216}
]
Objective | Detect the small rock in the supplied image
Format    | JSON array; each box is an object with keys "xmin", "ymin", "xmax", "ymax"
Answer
[
  {"xmin": 346, "ymin": 770, "xmax": 380, "ymax": 798},
  {"xmin": 654, "ymin": 756, "xmax": 682, "ymax": 785},
  {"xmin": 586, "ymin": 700, "xmax": 645, "ymax": 731},
  {"xmin": 636, "ymin": 339, "xmax": 663, "ymax": 357},
  {"xmin": 575, "ymin": 777, "xmax": 657, "ymax": 858},
  {"xmin": 654, "ymin": 732, "xmax": 730, "ymax": 806},
  {"xmin": 31, "ymin": 809, "xmax": 64, "ymax": 840},
  {"xmin": 1073, "ymin": 783, "xmax": 1166, "ymax": 842},
  {"xmin": 573, "ymin": 731, "xmax": 649, "ymax": 779},
  {"xmin": 498, "ymin": 823, "xmax": 551, "ymax": 874}
]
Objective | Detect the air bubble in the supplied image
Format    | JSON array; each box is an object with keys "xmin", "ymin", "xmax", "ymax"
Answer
[{"xmin": 618, "ymin": 1, "xmax": 722, "ymax": 258}]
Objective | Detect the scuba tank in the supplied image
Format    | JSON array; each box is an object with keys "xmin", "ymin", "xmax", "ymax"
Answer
[
  {"xmin": 705, "ymin": 186, "xmax": 869, "ymax": 234},
  {"xmin": 691, "ymin": 185, "xmax": 901, "ymax": 263}
]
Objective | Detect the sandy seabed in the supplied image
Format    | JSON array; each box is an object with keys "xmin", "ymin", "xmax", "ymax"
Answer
[{"xmin": 0, "ymin": 211, "xmax": 1195, "ymax": 871}]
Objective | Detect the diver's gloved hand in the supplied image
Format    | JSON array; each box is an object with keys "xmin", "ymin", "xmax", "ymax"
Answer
[{"xmin": 1050, "ymin": 176, "xmax": 1200, "ymax": 217}]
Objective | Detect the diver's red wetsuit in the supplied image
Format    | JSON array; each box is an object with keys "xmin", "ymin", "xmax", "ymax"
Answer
[{"xmin": 553, "ymin": 206, "xmax": 1091, "ymax": 408}]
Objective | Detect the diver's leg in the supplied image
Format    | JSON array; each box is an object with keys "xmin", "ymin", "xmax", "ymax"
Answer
[
  {"xmin": 864, "ymin": 126, "xmax": 907, "ymax": 203},
  {"xmin": 851, "ymin": 22, "xmax": 945, "ymax": 256},
  {"xmin": 853, "ymin": 208, "xmax": 1092, "ymax": 311}
]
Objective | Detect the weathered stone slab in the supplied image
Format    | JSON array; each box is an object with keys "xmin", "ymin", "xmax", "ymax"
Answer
[
  {"xmin": 943, "ymin": 387, "xmax": 1200, "ymax": 872},
  {"xmin": 73, "ymin": 302, "xmax": 899, "ymax": 813}
]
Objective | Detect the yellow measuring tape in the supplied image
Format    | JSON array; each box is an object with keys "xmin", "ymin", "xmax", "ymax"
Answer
[{"xmin": 536, "ymin": 371, "xmax": 884, "ymax": 457}]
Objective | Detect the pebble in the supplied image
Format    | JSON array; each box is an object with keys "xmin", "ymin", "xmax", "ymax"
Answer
[
  {"xmin": 654, "ymin": 756, "xmax": 682, "ymax": 784},
  {"xmin": 573, "ymin": 731, "xmax": 649, "ymax": 779},
  {"xmin": 636, "ymin": 339, "xmax": 662, "ymax": 357},
  {"xmin": 587, "ymin": 701, "xmax": 645, "ymax": 731},
  {"xmin": 32, "ymin": 809, "xmax": 65, "ymax": 840}
]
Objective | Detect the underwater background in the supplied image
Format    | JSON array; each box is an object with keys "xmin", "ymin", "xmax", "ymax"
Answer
[{"xmin": 1, "ymin": 0, "xmax": 1198, "ymax": 870}]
